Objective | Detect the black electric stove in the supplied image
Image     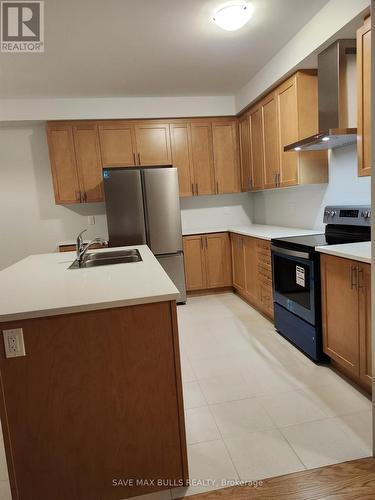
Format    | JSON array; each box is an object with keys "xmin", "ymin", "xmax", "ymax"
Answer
[{"xmin": 270, "ymin": 206, "xmax": 371, "ymax": 362}]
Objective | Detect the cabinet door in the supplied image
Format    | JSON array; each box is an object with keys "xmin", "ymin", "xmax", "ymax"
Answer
[
  {"xmin": 190, "ymin": 122, "xmax": 215, "ymax": 195},
  {"xmin": 98, "ymin": 122, "xmax": 137, "ymax": 167},
  {"xmin": 47, "ymin": 124, "xmax": 81, "ymax": 204},
  {"xmin": 170, "ymin": 123, "xmax": 194, "ymax": 197},
  {"xmin": 357, "ymin": 17, "xmax": 371, "ymax": 177},
  {"xmin": 134, "ymin": 123, "xmax": 172, "ymax": 166},
  {"xmin": 262, "ymin": 93, "xmax": 280, "ymax": 189},
  {"xmin": 239, "ymin": 115, "xmax": 252, "ymax": 191},
  {"xmin": 212, "ymin": 121, "xmax": 240, "ymax": 194},
  {"xmin": 276, "ymin": 75, "xmax": 299, "ymax": 187},
  {"xmin": 244, "ymin": 237, "xmax": 258, "ymax": 305},
  {"xmin": 249, "ymin": 105, "xmax": 264, "ymax": 191},
  {"xmin": 73, "ymin": 123, "xmax": 104, "ymax": 203},
  {"xmin": 183, "ymin": 236, "xmax": 206, "ymax": 291},
  {"xmin": 359, "ymin": 263, "xmax": 372, "ymax": 389},
  {"xmin": 205, "ymin": 233, "xmax": 232, "ymax": 288},
  {"xmin": 321, "ymin": 255, "xmax": 360, "ymax": 377},
  {"xmin": 230, "ymin": 234, "xmax": 245, "ymax": 290}
]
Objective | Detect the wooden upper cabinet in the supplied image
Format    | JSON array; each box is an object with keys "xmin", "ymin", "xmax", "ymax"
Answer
[
  {"xmin": 98, "ymin": 122, "xmax": 136, "ymax": 167},
  {"xmin": 276, "ymin": 75, "xmax": 299, "ymax": 187},
  {"xmin": 212, "ymin": 120, "xmax": 240, "ymax": 194},
  {"xmin": 321, "ymin": 255, "xmax": 360, "ymax": 378},
  {"xmin": 359, "ymin": 263, "xmax": 372, "ymax": 389},
  {"xmin": 73, "ymin": 123, "xmax": 103, "ymax": 203},
  {"xmin": 190, "ymin": 122, "xmax": 215, "ymax": 195},
  {"xmin": 170, "ymin": 123, "xmax": 194, "ymax": 197},
  {"xmin": 239, "ymin": 114, "xmax": 251, "ymax": 192},
  {"xmin": 249, "ymin": 104, "xmax": 264, "ymax": 191},
  {"xmin": 183, "ymin": 236, "xmax": 207, "ymax": 291},
  {"xmin": 134, "ymin": 123, "xmax": 171, "ymax": 166},
  {"xmin": 357, "ymin": 17, "xmax": 371, "ymax": 177},
  {"xmin": 277, "ymin": 72, "xmax": 327, "ymax": 187},
  {"xmin": 205, "ymin": 233, "xmax": 232, "ymax": 288},
  {"xmin": 261, "ymin": 92, "xmax": 280, "ymax": 189},
  {"xmin": 47, "ymin": 124, "xmax": 81, "ymax": 204}
]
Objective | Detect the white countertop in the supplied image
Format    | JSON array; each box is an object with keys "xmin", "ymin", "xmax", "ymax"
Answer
[
  {"xmin": 0, "ymin": 245, "xmax": 179, "ymax": 322},
  {"xmin": 316, "ymin": 241, "xmax": 371, "ymax": 264},
  {"xmin": 183, "ymin": 224, "xmax": 321, "ymax": 240}
]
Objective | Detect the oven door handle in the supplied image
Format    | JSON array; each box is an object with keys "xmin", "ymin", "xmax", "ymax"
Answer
[{"xmin": 271, "ymin": 244, "xmax": 311, "ymax": 260}]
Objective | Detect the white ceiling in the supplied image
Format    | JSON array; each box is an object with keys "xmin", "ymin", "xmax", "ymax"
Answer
[{"xmin": 0, "ymin": 0, "xmax": 330, "ymax": 98}]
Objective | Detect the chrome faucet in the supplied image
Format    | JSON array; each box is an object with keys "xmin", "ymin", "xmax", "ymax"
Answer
[{"xmin": 76, "ymin": 230, "xmax": 108, "ymax": 265}]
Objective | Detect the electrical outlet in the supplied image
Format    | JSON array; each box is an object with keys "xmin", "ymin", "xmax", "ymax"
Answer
[{"xmin": 2, "ymin": 329, "xmax": 26, "ymax": 358}]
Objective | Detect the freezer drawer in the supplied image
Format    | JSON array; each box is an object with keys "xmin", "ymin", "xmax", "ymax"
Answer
[
  {"xmin": 157, "ymin": 253, "xmax": 187, "ymax": 304},
  {"xmin": 142, "ymin": 168, "xmax": 183, "ymax": 254}
]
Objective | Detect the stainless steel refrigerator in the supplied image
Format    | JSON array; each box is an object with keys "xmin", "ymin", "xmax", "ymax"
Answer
[{"xmin": 103, "ymin": 166, "xmax": 186, "ymax": 303}]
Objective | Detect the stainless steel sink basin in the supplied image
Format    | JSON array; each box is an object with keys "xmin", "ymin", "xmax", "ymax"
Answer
[
  {"xmin": 69, "ymin": 249, "xmax": 142, "ymax": 269},
  {"xmin": 84, "ymin": 249, "xmax": 140, "ymax": 262}
]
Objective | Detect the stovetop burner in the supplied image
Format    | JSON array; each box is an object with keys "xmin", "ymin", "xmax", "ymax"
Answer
[{"xmin": 272, "ymin": 205, "xmax": 371, "ymax": 251}]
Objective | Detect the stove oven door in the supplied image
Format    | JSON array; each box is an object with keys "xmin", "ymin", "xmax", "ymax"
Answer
[{"xmin": 271, "ymin": 245, "xmax": 316, "ymax": 325}]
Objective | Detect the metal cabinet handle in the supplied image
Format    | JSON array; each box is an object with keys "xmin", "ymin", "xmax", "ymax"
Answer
[
  {"xmin": 216, "ymin": 181, "xmax": 219, "ymax": 194},
  {"xmin": 350, "ymin": 265, "xmax": 358, "ymax": 289},
  {"xmin": 205, "ymin": 236, "xmax": 208, "ymax": 249},
  {"xmin": 357, "ymin": 267, "xmax": 364, "ymax": 289},
  {"xmin": 248, "ymin": 177, "xmax": 252, "ymax": 191},
  {"xmin": 196, "ymin": 183, "xmax": 199, "ymax": 195},
  {"xmin": 201, "ymin": 237, "xmax": 204, "ymax": 250},
  {"xmin": 133, "ymin": 153, "xmax": 136, "ymax": 165},
  {"xmin": 138, "ymin": 152, "xmax": 141, "ymax": 165}
]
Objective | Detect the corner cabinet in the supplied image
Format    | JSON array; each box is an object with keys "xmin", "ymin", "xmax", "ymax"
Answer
[
  {"xmin": 321, "ymin": 254, "xmax": 372, "ymax": 392},
  {"xmin": 230, "ymin": 233, "xmax": 273, "ymax": 319},
  {"xmin": 47, "ymin": 122, "xmax": 103, "ymax": 204},
  {"xmin": 238, "ymin": 70, "xmax": 328, "ymax": 193},
  {"xmin": 183, "ymin": 233, "xmax": 232, "ymax": 291},
  {"xmin": 357, "ymin": 16, "xmax": 371, "ymax": 177}
]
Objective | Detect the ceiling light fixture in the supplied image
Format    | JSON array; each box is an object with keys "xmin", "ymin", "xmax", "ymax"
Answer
[{"xmin": 212, "ymin": 2, "xmax": 254, "ymax": 31}]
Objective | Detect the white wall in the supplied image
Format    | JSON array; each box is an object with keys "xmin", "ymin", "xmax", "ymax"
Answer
[
  {"xmin": 180, "ymin": 193, "xmax": 253, "ymax": 234},
  {"xmin": 0, "ymin": 96, "xmax": 235, "ymax": 122},
  {"xmin": 252, "ymin": 144, "xmax": 371, "ymax": 230},
  {"xmin": 0, "ymin": 123, "xmax": 109, "ymax": 270},
  {"xmin": 235, "ymin": 0, "xmax": 370, "ymax": 112},
  {"xmin": 0, "ymin": 122, "xmax": 252, "ymax": 270}
]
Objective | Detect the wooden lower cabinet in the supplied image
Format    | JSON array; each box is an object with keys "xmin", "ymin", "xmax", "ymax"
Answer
[
  {"xmin": 0, "ymin": 301, "xmax": 188, "ymax": 500},
  {"xmin": 183, "ymin": 233, "xmax": 231, "ymax": 291},
  {"xmin": 231, "ymin": 234, "xmax": 274, "ymax": 319},
  {"xmin": 184, "ymin": 232, "xmax": 274, "ymax": 319},
  {"xmin": 321, "ymin": 254, "xmax": 372, "ymax": 391}
]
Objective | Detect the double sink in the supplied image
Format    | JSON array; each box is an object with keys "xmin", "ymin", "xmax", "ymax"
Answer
[{"xmin": 69, "ymin": 249, "xmax": 142, "ymax": 269}]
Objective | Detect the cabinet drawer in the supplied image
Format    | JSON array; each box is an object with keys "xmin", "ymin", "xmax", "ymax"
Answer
[{"xmin": 258, "ymin": 260, "xmax": 271, "ymax": 272}]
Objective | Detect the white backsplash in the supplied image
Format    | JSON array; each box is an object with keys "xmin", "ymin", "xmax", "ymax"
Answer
[
  {"xmin": 180, "ymin": 193, "xmax": 253, "ymax": 234},
  {"xmin": 252, "ymin": 144, "xmax": 371, "ymax": 231}
]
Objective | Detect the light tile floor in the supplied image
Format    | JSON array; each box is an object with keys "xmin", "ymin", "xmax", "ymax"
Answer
[
  {"xmin": 173, "ymin": 293, "xmax": 372, "ymax": 498},
  {"xmin": 0, "ymin": 293, "xmax": 371, "ymax": 500}
]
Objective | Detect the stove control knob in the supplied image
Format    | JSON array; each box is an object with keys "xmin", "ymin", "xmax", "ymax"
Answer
[
  {"xmin": 330, "ymin": 210, "xmax": 336, "ymax": 217},
  {"xmin": 324, "ymin": 210, "xmax": 330, "ymax": 217},
  {"xmin": 364, "ymin": 210, "xmax": 371, "ymax": 219}
]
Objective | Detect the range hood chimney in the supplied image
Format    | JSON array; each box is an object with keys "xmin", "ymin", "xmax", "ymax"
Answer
[{"xmin": 284, "ymin": 39, "xmax": 357, "ymax": 152}]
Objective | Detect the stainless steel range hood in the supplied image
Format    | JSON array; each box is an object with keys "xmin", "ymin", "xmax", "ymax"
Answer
[{"xmin": 284, "ymin": 39, "xmax": 357, "ymax": 152}]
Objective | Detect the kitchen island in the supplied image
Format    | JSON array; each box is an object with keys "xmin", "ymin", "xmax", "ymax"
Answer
[{"xmin": 0, "ymin": 246, "xmax": 188, "ymax": 500}]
